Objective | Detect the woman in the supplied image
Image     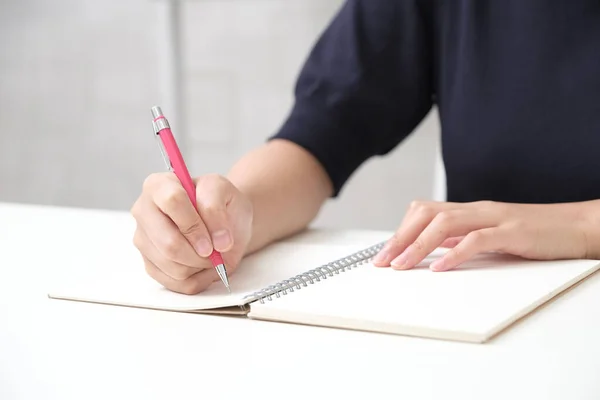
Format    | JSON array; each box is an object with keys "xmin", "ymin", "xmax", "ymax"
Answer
[{"xmin": 131, "ymin": 0, "xmax": 600, "ymax": 295}]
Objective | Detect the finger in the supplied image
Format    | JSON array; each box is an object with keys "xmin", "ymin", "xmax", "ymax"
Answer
[
  {"xmin": 390, "ymin": 210, "xmax": 497, "ymax": 270},
  {"xmin": 148, "ymin": 174, "xmax": 213, "ymax": 257},
  {"xmin": 133, "ymin": 197, "xmax": 204, "ymax": 267},
  {"xmin": 134, "ymin": 227, "xmax": 199, "ymax": 280},
  {"xmin": 143, "ymin": 255, "xmax": 220, "ymax": 295},
  {"xmin": 372, "ymin": 201, "xmax": 461, "ymax": 267},
  {"xmin": 429, "ymin": 227, "xmax": 507, "ymax": 272},
  {"xmin": 195, "ymin": 175, "xmax": 236, "ymax": 252},
  {"xmin": 440, "ymin": 236, "xmax": 465, "ymax": 248}
]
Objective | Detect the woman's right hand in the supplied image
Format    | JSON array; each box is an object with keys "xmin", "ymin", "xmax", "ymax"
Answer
[{"xmin": 130, "ymin": 173, "xmax": 253, "ymax": 295}]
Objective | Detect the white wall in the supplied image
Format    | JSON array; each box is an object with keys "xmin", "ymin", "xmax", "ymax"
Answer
[{"xmin": 0, "ymin": 0, "xmax": 442, "ymax": 231}]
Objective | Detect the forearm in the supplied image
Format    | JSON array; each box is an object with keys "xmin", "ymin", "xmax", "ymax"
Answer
[{"xmin": 227, "ymin": 139, "xmax": 332, "ymax": 254}]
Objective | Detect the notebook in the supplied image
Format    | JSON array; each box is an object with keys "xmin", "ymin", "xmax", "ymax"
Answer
[{"xmin": 47, "ymin": 228, "xmax": 600, "ymax": 343}]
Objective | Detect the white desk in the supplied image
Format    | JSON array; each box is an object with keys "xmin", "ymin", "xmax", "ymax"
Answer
[{"xmin": 1, "ymin": 202, "xmax": 599, "ymax": 399}]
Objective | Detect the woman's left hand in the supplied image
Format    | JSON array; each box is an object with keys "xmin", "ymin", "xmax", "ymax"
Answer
[{"xmin": 372, "ymin": 200, "xmax": 597, "ymax": 272}]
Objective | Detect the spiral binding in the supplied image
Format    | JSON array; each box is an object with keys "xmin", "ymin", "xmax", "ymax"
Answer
[{"xmin": 242, "ymin": 241, "xmax": 386, "ymax": 304}]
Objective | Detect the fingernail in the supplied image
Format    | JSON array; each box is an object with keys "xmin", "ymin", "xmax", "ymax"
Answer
[
  {"xmin": 430, "ymin": 258, "xmax": 445, "ymax": 271},
  {"xmin": 211, "ymin": 229, "xmax": 232, "ymax": 251},
  {"xmin": 391, "ymin": 251, "xmax": 409, "ymax": 270},
  {"xmin": 372, "ymin": 250, "xmax": 389, "ymax": 264},
  {"xmin": 195, "ymin": 237, "xmax": 212, "ymax": 257},
  {"xmin": 373, "ymin": 240, "xmax": 396, "ymax": 264}
]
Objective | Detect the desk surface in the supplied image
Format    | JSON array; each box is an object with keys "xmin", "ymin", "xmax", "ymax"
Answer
[{"xmin": 1, "ymin": 202, "xmax": 599, "ymax": 400}]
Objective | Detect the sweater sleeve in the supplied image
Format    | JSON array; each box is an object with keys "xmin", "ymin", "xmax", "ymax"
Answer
[{"xmin": 270, "ymin": 0, "xmax": 434, "ymax": 196}]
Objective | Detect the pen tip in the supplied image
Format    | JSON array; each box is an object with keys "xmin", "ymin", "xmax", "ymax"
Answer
[{"xmin": 215, "ymin": 263, "xmax": 231, "ymax": 292}]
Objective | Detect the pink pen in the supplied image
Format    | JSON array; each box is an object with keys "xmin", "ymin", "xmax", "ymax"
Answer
[{"xmin": 151, "ymin": 105, "xmax": 230, "ymax": 292}]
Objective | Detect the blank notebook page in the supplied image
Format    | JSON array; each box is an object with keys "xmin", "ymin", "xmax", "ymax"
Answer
[
  {"xmin": 47, "ymin": 238, "xmax": 362, "ymax": 312},
  {"xmin": 47, "ymin": 228, "xmax": 389, "ymax": 312},
  {"xmin": 248, "ymin": 249, "xmax": 600, "ymax": 342}
]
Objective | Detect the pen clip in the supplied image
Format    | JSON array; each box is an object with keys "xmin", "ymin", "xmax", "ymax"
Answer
[
  {"xmin": 151, "ymin": 106, "xmax": 173, "ymax": 172},
  {"xmin": 154, "ymin": 131, "xmax": 173, "ymax": 172}
]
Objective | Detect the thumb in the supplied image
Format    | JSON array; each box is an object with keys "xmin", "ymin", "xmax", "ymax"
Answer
[
  {"xmin": 194, "ymin": 175, "xmax": 237, "ymax": 253},
  {"xmin": 150, "ymin": 178, "xmax": 213, "ymax": 258}
]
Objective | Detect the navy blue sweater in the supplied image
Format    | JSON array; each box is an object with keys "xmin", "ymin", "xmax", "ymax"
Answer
[{"xmin": 271, "ymin": 0, "xmax": 600, "ymax": 203}]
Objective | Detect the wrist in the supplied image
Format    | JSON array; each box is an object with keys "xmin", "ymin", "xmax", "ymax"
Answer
[
  {"xmin": 573, "ymin": 200, "xmax": 600, "ymax": 259},
  {"xmin": 238, "ymin": 188, "xmax": 273, "ymax": 255},
  {"xmin": 225, "ymin": 173, "xmax": 275, "ymax": 256}
]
